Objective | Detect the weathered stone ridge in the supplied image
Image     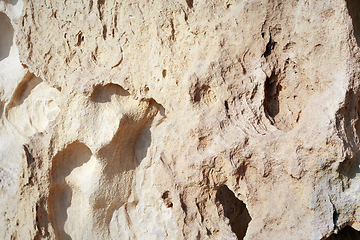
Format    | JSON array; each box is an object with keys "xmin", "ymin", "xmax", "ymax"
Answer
[{"xmin": 1, "ymin": 0, "xmax": 360, "ymax": 239}]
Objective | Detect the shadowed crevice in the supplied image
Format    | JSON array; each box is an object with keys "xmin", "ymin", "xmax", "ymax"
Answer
[
  {"xmin": 346, "ymin": 0, "xmax": 360, "ymax": 47},
  {"xmin": 264, "ymin": 71, "xmax": 280, "ymax": 121},
  {"xmin": 216, "ymin": 185, "xmax": 251, "ymax": 239}
]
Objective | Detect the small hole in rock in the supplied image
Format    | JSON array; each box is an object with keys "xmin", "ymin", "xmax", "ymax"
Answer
[
  {"xmin": 264, "ymin": 72, "xmax": 280, "ymax": 121},
  {"xmin": 186, "ymin": 0, "xmax": 193, "ymax": 8},
  {"xmin": 162, "ymin": 191, "xmax": 169, "ymax": 199},
  {"xmin": 225, "ymin": 101, "xmax": 229, "ymax": 111},
  {"xmin": 102, "ymin": 25, "xmax": 107, "ymax": 40},
  {"xmin": 264, "ymin": 37, "xmax": 276, "ymax": 58},
  {"xmin": 161, "ymin": 191, "xmax": 173, "ymax": 208},
  {"xmin": 216, "ymin": 185, "xmax": 251, "ymax": 240},
  {"xmin": 75, "ymin": 32, "xmax": 83, "ymax": 46},
  {"xmin": 162, "ymin": 69, "xmax": 167, "ymax": 78}
]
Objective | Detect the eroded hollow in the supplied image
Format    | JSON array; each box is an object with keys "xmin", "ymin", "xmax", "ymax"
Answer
[
  {"xmin": 161, "ymin": 191, "xmax": 173, "ymax": 208},
  {"xmin": 91, "ymin": 83, "xmax": 130, "ymax": 103},
  {"xmin": 346, "ymin": 0, "xmax": 360, "ymax": 47},
  {"xmin": 263, "ymin": 58, "xmax": 306, "ymax": 132},
  {"xmin": 216, "ymin": 185, "xmax": 251, "ymax": 240},
  {"xmin": 93, "ymin": 94, "xmax": 163, "ymax": 227},
  {"xmin": 0, "ymin": 12, "xmax": 14, "ymax": 61},
  {"xmin": 6, "ymin": 73, "xmax": 42, "ymax": 110},
  {"xmin": 186, "ymin": 0, "xmax": 193, "ymax": 8},
  {"xmin": 326, "ymin": 226, "xmax": 360, "ymax": 240},
  {"xmin": 264, "ymin": 72, "xmax": 280, "ymax": 121},
  {"xmin": 337, "ymin": 91, "xmax": 360, "ymax": 178},
  {"xmin": 48, "ymin": 142, "xmax": 92, "ymax": 240}
]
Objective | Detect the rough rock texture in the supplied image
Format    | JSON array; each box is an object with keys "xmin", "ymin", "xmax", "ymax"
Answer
[{"xmin": 1, "ymin": 0, "xmax": 360, "ymax": 239}]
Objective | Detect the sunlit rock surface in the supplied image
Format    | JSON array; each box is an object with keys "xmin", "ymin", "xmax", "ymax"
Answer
[{"xmin": 1, "ymin": 0, "xmax": 360, "ymax": 239}]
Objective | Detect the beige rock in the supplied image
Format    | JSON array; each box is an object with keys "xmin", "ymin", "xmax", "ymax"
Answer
[{"xmin": 1, "ymin": 0, "xmax": 360, "ymax": 239}]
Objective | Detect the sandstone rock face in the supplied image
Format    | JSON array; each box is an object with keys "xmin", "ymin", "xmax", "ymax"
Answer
[{"xmin": 1, "ymin": 0, "xmax": 360, "ymax": 239}]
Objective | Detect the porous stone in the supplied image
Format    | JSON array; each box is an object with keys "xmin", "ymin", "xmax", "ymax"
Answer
[{"xmin": 1, "ymin": 0, "xmax": 360, "ymax": 239}]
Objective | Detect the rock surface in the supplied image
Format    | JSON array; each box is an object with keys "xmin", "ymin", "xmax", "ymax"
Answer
[{"xmin": 1, "ymin": 0, "xmax": 360, "ymax": 239}]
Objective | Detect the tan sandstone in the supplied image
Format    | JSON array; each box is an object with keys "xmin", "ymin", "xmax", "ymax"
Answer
[{"xmin": 1, "ymin": 0, "xmax": 360, "ymax": 239}]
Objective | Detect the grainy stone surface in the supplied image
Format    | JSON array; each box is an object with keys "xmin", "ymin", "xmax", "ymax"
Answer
[{"xmin": 1, "ymin": 0, "xmax": 360, "ymax": 239}]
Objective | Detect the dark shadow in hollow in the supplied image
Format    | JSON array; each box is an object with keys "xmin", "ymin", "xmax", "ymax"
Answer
[
  {"xmin": 264, "ymin": 71, "xmax": 281, "ymax": 123},
  {"xmin": 48, "ymin": 185, "xmax": 72, "ymax": 240},
  {"xmin": 98, "ymin": 115, "xmax": 152, "ymax": 177},
  {"xmin": 186, "ymin": 0, "xmax": 193, "ymax": 8},
  {"xmin": 216, "ymin": 185, "xmax": 251, "ymax": 240},
  {"xmin": 35, "ymin": 197, "xmax": 51, "ymax": 239},
  {"xmin": 96, "ymin": 98, "xmax": 162, "ymax": 226},
  {"xmin": 0, "ymin": 12, "xmax": 14, "ymax": 61},
  {"xmin": 48, "ymin": 142, "xmax": 92, "ymax": 240},
  {"xmin": 346, "ymin": 0, "xmax": 360, "ymax": 47},
  {"xmin": 135, "ymin": 126, "xmax": 152, "ymax": 164},
  {"xmin": 326, "ymin": 226, "xmax": 360, "ymax": 240},
  {"xmin": 4, "ymin": 0, "xmax": 18, "ymax": 5},
  {"xmin": 337, "ymin": 93, "xmax": 360, "ymax": 180},
  {"xmin": 7, "ymin": 73, "xmax": 41, "ymax": 109},
  {"xmin": 91, "ymin": 83, "xmax": 130, "ymax": 103},
  {"xmin": 338, "ymin": 156, "xmax": 360, "ymax": 181},
  {"xmin": 97, "ymin": 99, "xmax": 162, "ymax": 175}
]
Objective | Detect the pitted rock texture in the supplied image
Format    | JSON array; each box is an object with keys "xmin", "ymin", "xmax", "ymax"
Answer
[{"xmin": 1, "ymin": 0, "xmax": 360, "ymax": 239}]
